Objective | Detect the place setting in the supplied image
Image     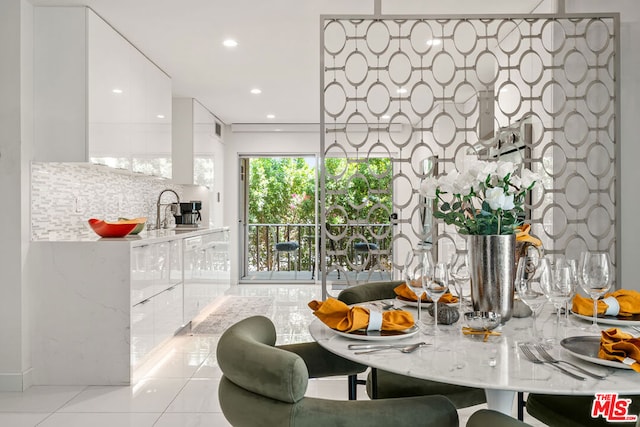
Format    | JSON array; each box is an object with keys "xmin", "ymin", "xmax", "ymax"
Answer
[
  {"xmin": 513, "ymin": 251, "xmax": 640, "ymax": 375},
  {"xmin": 307, "ymin": 297, "xmax": 419, "ymax": 341}
]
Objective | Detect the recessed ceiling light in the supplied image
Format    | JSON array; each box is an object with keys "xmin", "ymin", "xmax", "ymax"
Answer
[
  {"xmin": 397, "ymin": 87, "xmax": 407, "ymax": 94},
  {"xmin": 500, "ymin": 87, "xmax": 508, "ymax": 93},
  {"xmin": 381, "ymin": 115, "xmax": 391, "ymax": 120},
  {"xmin": 223, "ymin": 39, "xmax": 238, "ymax": 48},
  {"xmin": 250, "ymin": 88, "xmax": 262, "ymax": 95},
  {"xmin": 156, "ymin": 114, "xmax": 165, "ymax": 119},
  {"xmin": 266, "ymin": 114, "xmax": 275, "ymax": 119},
  {"xmin": 112, "ymin": 88, "xmax": 123, "ymax": 94},
  {"xmin": 427, "ymin": 39, "xmax": 442, "ymax": 46}
]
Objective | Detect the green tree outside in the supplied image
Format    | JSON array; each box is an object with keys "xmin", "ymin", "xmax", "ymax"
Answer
[{"xmin": 247, "ymin": 156, "xmax": 392, "ymax": 273}]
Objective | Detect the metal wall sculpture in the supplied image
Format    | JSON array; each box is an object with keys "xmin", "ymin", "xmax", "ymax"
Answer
[{"xmin": 320, "ymin": 14, "xmax": 619, "ymax": 298}]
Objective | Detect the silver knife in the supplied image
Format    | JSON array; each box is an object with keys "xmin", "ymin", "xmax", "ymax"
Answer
[{"xmin": 347, "ymin": 342, "xmax": 423, "ymax": 350}]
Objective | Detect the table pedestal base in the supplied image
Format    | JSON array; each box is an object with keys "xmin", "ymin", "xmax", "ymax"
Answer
[{"xmin": 485, "ymin": 389, "xmax": 516, "ymax": 415}]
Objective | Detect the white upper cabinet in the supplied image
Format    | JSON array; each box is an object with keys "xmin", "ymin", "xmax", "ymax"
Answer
[{"xmin": 34, "ymin": 7, "xmax": 172, "ymax": 178}]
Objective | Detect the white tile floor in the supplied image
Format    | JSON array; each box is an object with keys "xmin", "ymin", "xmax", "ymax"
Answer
[{"xmin": 0, "ymin": 284, "xmax": 544, "ymax": 426}]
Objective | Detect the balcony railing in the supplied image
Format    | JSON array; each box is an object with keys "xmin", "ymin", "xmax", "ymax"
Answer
[{"xmin": 246, "ymin": 223, "xmax": 392, "ymax": 277}]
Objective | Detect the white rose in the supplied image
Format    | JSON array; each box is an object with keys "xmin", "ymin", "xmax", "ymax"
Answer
[
  {"xmin": 419, "ymin": 177, "xmax": 439, "ymax": 199},
  {"xmin": 520, "ymin": 168, "xmax": 540, "ymax": 189},
  {"xmin": 485, "ymin": 187, "xmax": 508, "ymax": 210},
  {"xmin": 502, "ymin": 193, "xmax": 515, "ymax": 210},
  {"xmin": 496, "ymin": 161, "xmax": 516, "ymax": 179},
  {"xmin": 457, "ymin": 170, "xmax": 478, "ymax": 196},
  {"xmin": 438, "ymin": 170, "xmax": 459, "ymax": 194},
  {"xmin": 474, "ymin": 161, "xmax": 497, "ymax": 183}
]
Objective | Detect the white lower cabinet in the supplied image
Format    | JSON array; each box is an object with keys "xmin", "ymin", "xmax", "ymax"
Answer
[
  {"xmin": 131, "ymin": 297, "xmax": 154, "ymax": 368},
  {"xmin": 31, "ymin": 228, "xmax": 229, "ymax": 385},
  {"xmin": 154, "ymin": 283, "xmax": 184, "ymax": 346},
  {"xmin": 130, "ymin": 229, "xmax": 229, "ymax": 370},
  {"xmin": 183, "ymin": 230, "xmax": 230, "ymax": 324},
  {"xmin": 130, "ymin": 239, "xmax": 183, "ymax": 369}
]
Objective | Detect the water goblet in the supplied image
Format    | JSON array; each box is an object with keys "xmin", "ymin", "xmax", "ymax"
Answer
[
  {"xmin": 404, "ymin": 251, "xmax": 427, "ymax": 324},
  {"xmin": 423, "ymin": 261, "xmax": 449, "ymax": 334},
  {"xmin": 540, "ymin": 259, "xmax": 576, "ymax": 341},
  {"xmin": 515, "ymin": 255, "xmax": 547, "ymax": 342},
  {"xmin": 449, "ymin": 254, "xmax": 470, "ymax": 313},
  {"xmin": 554, "ymin": 257, "xmax": 578, "ymax": 322},
  {"xmin": 579, "ymin": 252, "xmax": 611, "ymax": 333}
]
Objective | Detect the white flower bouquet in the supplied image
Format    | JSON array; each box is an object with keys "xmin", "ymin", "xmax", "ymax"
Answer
[{"xmin": 419, "ymin": 159, "xmax": 540, "ymax": 235}]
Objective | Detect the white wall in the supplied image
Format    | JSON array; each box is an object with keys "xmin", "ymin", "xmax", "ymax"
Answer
[
  {"xmin": 224, "ymin": 127, "xmax": 320, "ymax": 284},
  {"xmin": 0, "ymin": 0, "xmax": 33, "ymax": 391}
]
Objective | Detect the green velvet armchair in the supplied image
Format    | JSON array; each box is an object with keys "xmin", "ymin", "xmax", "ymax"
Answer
[{"xmin": 217, "ymin": 315, "xmax": 460, "ymax": 427}]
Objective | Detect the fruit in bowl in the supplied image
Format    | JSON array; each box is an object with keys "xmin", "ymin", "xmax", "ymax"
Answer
[
  {"xmin": 88, "ymin": 218, "xmax": 137, "ymax": 238},
  {"xmin": 117, "ymin": 217, "xmax": 147, "ymax": 234}
]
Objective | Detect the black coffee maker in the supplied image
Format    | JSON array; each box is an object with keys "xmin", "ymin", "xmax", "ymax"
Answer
[{"xmin": 174, "ymin": 201, "xmax": 202, "ymax": 227}]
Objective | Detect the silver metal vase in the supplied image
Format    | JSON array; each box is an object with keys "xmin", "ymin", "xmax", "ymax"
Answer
[{"xmin": 467, "ymin": 234, "xmax": 516, "ymax": 322}]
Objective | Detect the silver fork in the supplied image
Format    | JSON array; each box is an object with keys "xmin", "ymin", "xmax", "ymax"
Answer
[
  {"xmin": 519, "ymin": 344, "xmax": 586, "ymax": 381},
  {"xmin": 631, "ymin": 326, "xmax": 640, "ymax": 335},
  {"xmin": 533, "ymin": 345, "xmax": 606, "ymax": 380}
]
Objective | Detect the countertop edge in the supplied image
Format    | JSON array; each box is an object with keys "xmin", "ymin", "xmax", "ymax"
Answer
[{"xmin": 31, "ymin": 226, "xmax": 230, "ymax": 245}]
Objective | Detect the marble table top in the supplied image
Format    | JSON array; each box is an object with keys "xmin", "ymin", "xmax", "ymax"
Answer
[{"xmin": 309, "ymin": 302, "xmax": 640, "ymax": 396}]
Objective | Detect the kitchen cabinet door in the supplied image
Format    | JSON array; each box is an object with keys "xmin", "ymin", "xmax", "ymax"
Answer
[
  {"xmin": 131, "ymin": 45, "xmax": 172, "ymax": 178},
  {"xmin": 131, "ymin": 297, "xmax": 154, "ymax": 369},
  {"xmin": 131, "ymin": 244, "xmax": 162, "ymax": 305},
  {"xmin": 182, "ymin": 231, "xmax": 230, "ymax": 324},
  {"xmin": 183, "ymin": 236, "xmax": 204, "ymax": 322},
  {"xmin": 153, "ymin": 283, "xmax": 184, "ymax": 348},
  {"xmin": 35, "ymin": 7, "xmax": 172, "ymax": 175}
]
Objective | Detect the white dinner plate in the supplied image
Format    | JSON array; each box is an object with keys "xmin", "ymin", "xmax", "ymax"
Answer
[
  {"xmin": 560, "ymin": 336, "xmax": 633, "ymax": 370},
  {"xmin": 331, "ymin": 324, "xmax": 419, "ymax": 341},
  {"xmin": 571, "ymin": 311, "xmax": 640, "ymax": 326}
]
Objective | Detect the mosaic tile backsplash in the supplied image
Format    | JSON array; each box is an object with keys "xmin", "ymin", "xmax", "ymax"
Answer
[{"xmin": 31, "ymin": 163, "xmax": 186, "ymax": 240}]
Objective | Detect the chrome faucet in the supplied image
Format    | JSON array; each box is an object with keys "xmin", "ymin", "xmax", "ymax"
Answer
[{"xmin": 156, "ymin": 189, "xmax": 181, "ymax": 229}]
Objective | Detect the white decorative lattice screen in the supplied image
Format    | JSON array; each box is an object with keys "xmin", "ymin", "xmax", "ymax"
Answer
[{"xmin": 320, "ymin": 15, "xmax": 619, "ymax": 298}]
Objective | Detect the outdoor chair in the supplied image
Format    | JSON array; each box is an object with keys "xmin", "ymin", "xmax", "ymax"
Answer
[
  {"xmin": 271, "ymin": 241, "xmax": 299, "ymax": 279},
  {"xmin": 217, "ymin": 315, "xmax": 459, "ymax": 427}
]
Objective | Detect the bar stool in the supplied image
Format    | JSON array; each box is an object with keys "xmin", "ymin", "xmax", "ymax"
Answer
[{"xmin": 271, "ymin": 241, "xmax": 299, "ymax": 279}]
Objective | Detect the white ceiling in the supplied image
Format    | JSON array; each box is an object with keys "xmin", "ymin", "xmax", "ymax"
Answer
[{"xmin": 29, "ymin": 0, "xmax": 550, "ymax": 125}]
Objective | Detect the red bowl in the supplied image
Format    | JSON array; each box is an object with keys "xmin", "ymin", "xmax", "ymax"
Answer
[{"xmin": 88, "ymin": 218, "xmax": 137, "ymax": 238}]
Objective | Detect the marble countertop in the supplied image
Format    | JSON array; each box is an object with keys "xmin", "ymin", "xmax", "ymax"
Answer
[
  {"xmin": 33, "ymin": 226, "xmax": 229, "ymax": 244},
  {"xmin": 309, "ymin": 302, "xmax": 640, "ymax": 396}
]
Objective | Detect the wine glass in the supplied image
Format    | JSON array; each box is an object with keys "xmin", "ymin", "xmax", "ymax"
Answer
[
  {"xmin": 404, "ymin": 251, "xmax": 426, "ymax": 323},
  {"xmin": 449, "ymin": 254, "xmax": 470, "ymax": 313},
  {"xmin": 540, "ymin": 258, "xmax": 576, "ymax": 340},
  {"xmin": 554, "ymin": 257, "xmax": 578, "ymax": 322},
  {"xmin": 423, "ymin": 261, "xmax": 449, "ymax": 334},
  {"xmin": 515, "ymin": 255, "xmax": 548, "ymax": 342},
  {"xmin": 579, "ymin": 252, "xmax": 611, "ymax": 332}
]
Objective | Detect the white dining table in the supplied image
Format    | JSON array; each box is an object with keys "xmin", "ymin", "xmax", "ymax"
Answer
[{"xmin": 308, "ymin": 301, "xmax": 640, "ymax": 415}]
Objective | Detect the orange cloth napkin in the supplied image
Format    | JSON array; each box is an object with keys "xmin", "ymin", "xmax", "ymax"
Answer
[
  {"xmin": 599, "ymin": 328, "xmax": 640, "ymax": 373},
  {"xmin": 516, "ymin": 224, "xmax": 542, "ymax": 247},
  {"xmin": 572, "ymin": 290, "xmax": 640, "ymax": 317},
  {"xmin": 308, "ymin": 298, "xmax": 414, "ymax": 332},
  {"xmin": 393, "ymin": 283, "xmax": 458, "ymax": 304}
]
